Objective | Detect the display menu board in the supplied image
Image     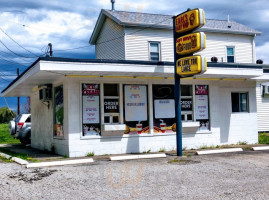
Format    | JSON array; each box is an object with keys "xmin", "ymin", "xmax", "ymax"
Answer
[
  {"xmin": 124, "ymin": 85, "xmax": 147, "ymax": 122},
  {"xmin": 154, "ymin": 99, "xmax": 175, "ymax": 119},
  {"xmin": 83, "ymin": 96, "xmax": 100, "ymax": 123},
  {"xmin": 54, "ymin": 85, "xmax": 64, "ymax": 137},
  {"xmin": 195, "ymin": 85, "xmax": 209, "ymax": 120},
  {"xmin": 152, "ymin": 85, "xmax": 176, "ymax": 134},
  {"xmin": 82, "ymin": 84, "xmax": 100, "ymax": 136}
]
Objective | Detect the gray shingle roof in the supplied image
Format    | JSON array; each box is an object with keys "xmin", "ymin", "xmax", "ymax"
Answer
[
  {"xmin": 105, "ymin": 9, "xmax": 261, "ymax": 35},
  {"xmin": 90, "ymin": 9, "xmax": 261, "ymax": 44}
]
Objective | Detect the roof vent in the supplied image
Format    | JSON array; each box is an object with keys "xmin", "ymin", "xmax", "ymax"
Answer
[
  {"xmin": 256, "ymin": 59, "xmax": 263, "ymax": 64},
  {"xmin": 211, "ymin": 57, "xmax": 218, "ymax": 63},
  {"xmin": 227, "ymin": 15, "xmax": 231, "ymax": 28},
  {"xmin": 111, "ymin": 0, "xmax": 115, "ymax": 10}
]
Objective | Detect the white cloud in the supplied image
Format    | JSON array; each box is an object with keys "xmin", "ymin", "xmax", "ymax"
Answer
[{"xmin": 256, "ymin": 42, "xmax": 269, "ymax": 64}]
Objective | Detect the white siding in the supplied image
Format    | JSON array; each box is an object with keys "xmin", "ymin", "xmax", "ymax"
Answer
[
  {"xmin": 256, "ymin": 82, "xmax": 269, "ymax": 132},
  {"xmin": 31, "ymin": 81, "xmax": 69, "ymax": 156},
  {"xmin": 95, "ymin": 18, "xmax": 125, "ymax": 60},
  {"xmin": 124, "ymin": 27, "xmax": 254, "ymax": 63},
  {"xmin": 125, "ymin": 28, "xmax": 174, "ymax": 61},
  {"xmin": 199, "ymin": 32, "xmax": 254, "ymax": 63}
]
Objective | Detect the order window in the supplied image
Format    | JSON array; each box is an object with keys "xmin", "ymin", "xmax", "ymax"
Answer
[
  {"xmin": 181, "ymin": 85, "xmax": 193, "ymax": 121},
  {"xmin": 103, "ymin": 84, "xmax": 120, "ymax": 124},
  {"xmin": 227, "ymin": 47, "xmax": 235, "ymax": 63},
  {"xmin": 231, "ymin": 92, "xmax": 248, "ymax": 112},
  {"xmin": 149, "ymin": 42, "xmax": 160, "ymax": 61}
]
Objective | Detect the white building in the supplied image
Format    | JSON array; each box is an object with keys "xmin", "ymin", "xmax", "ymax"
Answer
[{"xmin": 1, "ymin": 9, "xmax": 269, "ymax": 157}]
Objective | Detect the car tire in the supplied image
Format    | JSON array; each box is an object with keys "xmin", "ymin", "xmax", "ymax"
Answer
[{"xmin": 20, "ymin": 133, "xmax": 31, "ymax": 145}]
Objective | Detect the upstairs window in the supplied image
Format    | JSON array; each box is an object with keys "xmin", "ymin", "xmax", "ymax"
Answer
[
  {"xmin": 231, "ymin": 92, "xmax": 248, "ymax": 112},
  {"xmin": 227, "ymin": 47, "xmax": 235, "ymax": 63},
  {"xmin": 149, "ymin": 42, "xmax": 160, "ymax": 61}
]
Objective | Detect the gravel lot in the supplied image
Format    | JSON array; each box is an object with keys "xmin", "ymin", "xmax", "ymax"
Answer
[{"xmin": 0, "ymin": 151, "xmax": 269, "ymax": 200}]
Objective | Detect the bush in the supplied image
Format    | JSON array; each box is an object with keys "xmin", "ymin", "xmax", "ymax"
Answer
[
  {"xmin": 0, "ymin": 107, "xmax": 16, "ymax": 123},
  {"xmin": 259, "ymin": 133, "xmax": 269, "ymax": 144}
]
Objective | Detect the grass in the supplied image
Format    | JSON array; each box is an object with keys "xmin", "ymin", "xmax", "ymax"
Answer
[
  {"xmin": 259, "ymin": 133, "xmax": 269, "ymax": 144},
  {"xmin": 0, "ymin": 124, "xmax": 20, "ymax": 144},
  {"xmin": 0, "ymin": 155, "xmax": 13, "ymax": 162},
  {"xmin": 86, "ymin": 152, "xmax": 95, "ymax": 157},
  {"xmin": 0, "ymin": 147, "xmax": 38, "ymax": 162},
  {"xmin": 237, "ymin": 141, "xmax": 248, "ymax": 145},
  {"xmin": 159, "ymin": 148, "xmax": 165, "ymax": 152},
  {"xmin": 143, "ymin": 149, "xmax": 151, "ymax": 154}
]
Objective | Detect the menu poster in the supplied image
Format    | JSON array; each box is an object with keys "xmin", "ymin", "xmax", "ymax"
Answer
[
  {"xmin": 195, "ymin": 85, "xmax": 209, "ymax": 120},
  {"xmin": 124, "ymin": 85, "xmax": 149, "ymax": 134},
  {"xmin": 54, "ymin": 85, "xmax": 64, "ymax": 137},
  {"xmin": 124, "ymin": 85, "xmax": 147, "ymax": 122},
  {"xmin": 153, "ymin": 85, "xmax": 176, "ymax": 134},
  {"xmin": 82, "ymin": 84, "xmax": 100, "ymax": 136},
  {"xmin": 83, "ymin": 96, "xmax": 100, "ymax": 124},
  {"xmin": 154, "ymin": 99, "xmax": 175, "ymax": 119}
]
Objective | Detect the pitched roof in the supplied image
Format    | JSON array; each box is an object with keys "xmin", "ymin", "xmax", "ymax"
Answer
[{"xmin": 90, "ymin": 9, "xmax": 261, "ymax": 44}]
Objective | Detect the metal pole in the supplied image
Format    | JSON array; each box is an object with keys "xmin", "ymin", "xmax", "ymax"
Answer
[
  {"xmin": 173, "ymin": 17, "xmax": 183, "ymax": 156},
  {"xmin": 17, "ymin": 68, "xmax": 20, "ymax": 115}
]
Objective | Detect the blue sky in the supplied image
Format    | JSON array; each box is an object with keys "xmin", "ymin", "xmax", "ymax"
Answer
[{"xmin": 0, "ymin": 0, "xmax": 269, "ymax": 112}]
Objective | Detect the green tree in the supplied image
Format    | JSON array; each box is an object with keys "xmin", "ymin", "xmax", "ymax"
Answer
[{"xmin": 0, "ymin": 107, "xmax": 16, "ymax": 123}]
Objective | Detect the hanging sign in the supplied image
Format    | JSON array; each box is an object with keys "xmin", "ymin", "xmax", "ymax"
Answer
[
  {"xmin": 176, "ymin": 55, "xmax": 207, "ymax": 76},
  {"xmin": 104, "ymin": 99, "xmax": 119, "ymax": 113},
  {"xmin": 181, "ymin": 99, "xmax": 193, "ymax": 111},
  {"xmin": 176, "ymin": 32, "xmax": 206, "ymax": 55},
  {"xmin": 175, "ymin": 8, "xmax": 205, "ymax": 34}
]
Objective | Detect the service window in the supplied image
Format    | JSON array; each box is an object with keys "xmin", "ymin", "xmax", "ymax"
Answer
[
  {"xmin": 103, "ymin": 84, "xmax": 120, "ymax": 124},
  {"xmin": 124, "ymin": 85, "xmax": 149, "ymax": 134},
  {"xmin": 231, "ymin": 92, "xmax": 248, "ymax": 112},
  {"xmin": 82, "ymin": 84, "xmax": 101, "ymax": 136},
  {"xmin": 181, "ymin": 85, "xmax": 193, "ymax": 121}
]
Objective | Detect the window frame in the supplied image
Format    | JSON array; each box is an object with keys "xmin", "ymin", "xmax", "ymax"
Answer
[
  {"xmin": 149, "ymin": 41, "xmax": 161, "ymax": 61},
  {"xmin": 226, "ymin": 46, "xmax": 235, "ymax": 63},
  {"xmin": 103, "ymin": 83, "xmax": 120, "ymax": 125},
  {"xmin": 231, "ymin": 92, "xmax": 249, "ymax": 113}
]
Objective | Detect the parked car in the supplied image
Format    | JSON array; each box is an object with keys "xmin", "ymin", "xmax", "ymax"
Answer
[{"xmin": 9, "ymin": 114, "xmax": 31, "ymax": 145}]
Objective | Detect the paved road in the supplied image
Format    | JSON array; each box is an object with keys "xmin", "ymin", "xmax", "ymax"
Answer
[{"xmin": 1, "ymin": 151, "xmax": 269, "ymax": 200}]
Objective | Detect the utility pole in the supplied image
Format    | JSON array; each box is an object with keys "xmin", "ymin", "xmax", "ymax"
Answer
[{"xmin": 17, "ymin": 68, "xmax": 20, "ymax": 115}]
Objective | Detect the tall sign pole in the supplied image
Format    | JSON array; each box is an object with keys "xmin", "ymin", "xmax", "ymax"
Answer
[
  {"xmin": 173, "ymin": 8, "xmax": 207, "ymax": 156},
  {"xmin": 173, "ymin": 17, "xmax": 183, "ymax": 156},
  {"xmin": 17, "ymin": 68, "xmax": 20, "ymax": 115}
]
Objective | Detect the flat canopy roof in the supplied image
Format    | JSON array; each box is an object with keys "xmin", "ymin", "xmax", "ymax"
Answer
[{"xmin": 1, "ymin": 57, "xmax": 267, "ymax": 97}]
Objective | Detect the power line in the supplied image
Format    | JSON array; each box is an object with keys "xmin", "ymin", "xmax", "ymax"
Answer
[
  {"xmin": 0, "ymin": 27, "xmax": 39, "ymax": 57},
  {"xmin": 0, "ymin": 39, "xmax": 46, "ymax": 58}
]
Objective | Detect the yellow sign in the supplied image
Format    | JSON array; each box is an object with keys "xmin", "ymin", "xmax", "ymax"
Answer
[
  {"xmin": 175, "ymin": 9, "xmax": 205, "ymax": 33},
  {"xmin": 176, "ymin": 32, "xmax": 206, "ymax": 55},
  {"xmin": 176, "ymin": 55, "xmax": 207, "ymax": 76}
]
